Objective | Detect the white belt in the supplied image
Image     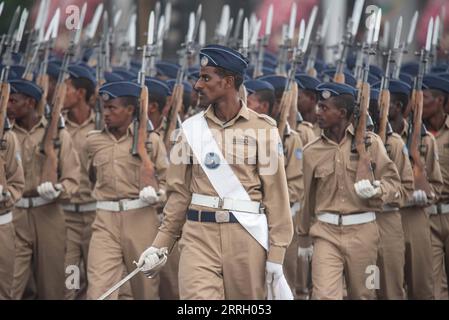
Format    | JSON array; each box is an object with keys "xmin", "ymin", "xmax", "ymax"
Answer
[
  {"xmin": 96, "ymin": 199, "xmax": 149, "ymax": 212},
  {"xmin": 317, "ymin": 212, "xmax": 376, "ymax": 226},
  {"xmin": 191, "ymin": 193, "xmax": 261, "ymax": 214},
  {"xmin": 62, "ymin": 202, "xmax": 97, "ymax": 213},
  {"xmin": 428, "ymin": 203, "xmax": 449, "ymax": 215},
  {"xmin": 0, "ymin": 211, "xmax": 12, "ymax": 225},
  {"xmin": 382, "ymin": 204, "xmax": 399, "ymax": 212},
  {"xmin": 290, "ymin": 202, "xmax": 301, "ymax": 217},
  {"xmin": 16, "ymin": 197, "xmax": 54, "ymax": 208}
]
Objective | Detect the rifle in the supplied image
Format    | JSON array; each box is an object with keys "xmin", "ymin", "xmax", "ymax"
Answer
[
  {"xmin": 377, "ymin": 17, "xmax": 402, "ymax": 143},
  {"xmin": 352, "ymin": 8, "xmax": 381, "ymax": 183},
  {"xmin": 406, "ymin": 19, "xmax": 434, "ymax": 197},
  {"xmin": 306, "ymin": 5, "xmax": 330, "ymax": 77},
  {"xmin": 276, "ymin": 3, "xmax": 297, "ymax": 77},
  {"xmin": 334, "ymin": 0, "xmax": 365, "ymax": 84},
  {"xmin": 253, "ymin": 5, "xmax": 272, "ymax": 78},
  {"xmin": 164, "ymin": 5, "xmax": 202, "ymax": 151},
  {"xmin": 393, "ymin": 11, "xmax": 418, "ymax": 79},
  {"xmin": 131, "ymin": 11, "xmax": 158, "ymax": 190},
  {"xmin": 39, "ymin": 3, "xmax": 87, "ymax": 185}
]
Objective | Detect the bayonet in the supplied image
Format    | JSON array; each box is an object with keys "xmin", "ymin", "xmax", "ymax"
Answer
[
  {"xmin": 303, "ymin": 6, "xmax": 317, "ymax": 53},
  {"xmin": 13, "ymin": 8, "xmax": 29, "ymax": 53},
  {"xmin": 85, "ymin": 3, "xmax": 104, "ymax": 41},
  {"xmin": 199, "ymin": 20, "xmax": 206, "ymax": 47},
  {"xmin": 288, "ymin": 2, "xmax": 297, "ymax": 40},
  {"xmin": 163, "ymin": 2, "xmax": 172, "ymax": 39},
  {"xmin": 232, "ymin": 8, "xmax": 244, "ymax": 49}
]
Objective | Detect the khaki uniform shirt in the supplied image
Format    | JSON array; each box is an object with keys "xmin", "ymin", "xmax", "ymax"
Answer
[
  {"xmin": 0, "ymin": 131, "xmax": 24, "ymax": 213},
  {"xmin": 430, "ymin": 115, "xmax": 449, "ymax": 203},
  {"xmin": 63, "ymin": 112, "xmax": 96, "ymax": 204},
  {"xmin": 153, "ymin": 103, "xmax": 293, "ymax": 264},
  {"xmin": 296, "ymin": 121, "xmax": 318, "ymax": 146},
  {"xmin": 85, "ymin": 125, "xmax": 167, "ymax": 201},
  {"xmin": 283, "ymin": 124, "xmax": 304, "ymax": 204},
  {"xmin": 400, "ymin": 119, "xmax": 443, "ymax": 202},
  {"xmin": 384, "ymin": 132, "xmax": 415, "ymax": 208},
  {"xmin": 297, "ymin": 124, "xmax": 401, "ymax": 239},
  {"xmin": 12, "ymin": 117, "xmax": 80, "ymax": 200}
]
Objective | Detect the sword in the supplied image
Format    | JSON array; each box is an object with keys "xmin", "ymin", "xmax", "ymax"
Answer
[{"xmin": 97, "ymin": 265, "xmax": 142, "ymax": 300}]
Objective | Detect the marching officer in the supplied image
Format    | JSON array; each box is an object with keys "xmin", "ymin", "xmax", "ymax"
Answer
[
  {"xmin": 62, "ymin": 64, "xmax": 98, "ymax": 299},
  {"xmin": 297, "ymin": 82, "xmax": 401, "ymax": 299},
  {"xmin": 85, "ymin": 81, "xmax": 168, "ymax": 300},
  {"xmin": 421, "ymin": 75, "xmax": 449, "ymax": 299},
  {"xmin": 8, "ymin": 78, "xmax": 80, "ymax": 300},
  {"xmin": 138, "ymin": 45, "xmax": 293, "ymax": 299}
]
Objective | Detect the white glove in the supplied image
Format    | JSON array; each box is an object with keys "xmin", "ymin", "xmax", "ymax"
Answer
[
  {"xmin": 266, "ymin": 261, "xmax": 283, "ymax": 289},
  {"xmin": 37, "ymin": 182, "xmax": 62, "ymax": 200},
  {"xmin": 139, "ymin": 186, "xmax": 158, "ymax": 204},
  {"xmin": 298, "ymin": 245, "xmax": 313, "ymax": 261},
  {"xmin": 412, "ymin": 190, "xmax": 428, "ymax": 206},
  {"xmin": 354, "ymin": 180, "xmax": 382, "ymax": 199},
  {"xmin": 137, "ymin": 246, "xmax": 168, "ymax": 278},
  {"xmin": 0, "ymin": 185, "xmax": 9, "ymax": 202}
]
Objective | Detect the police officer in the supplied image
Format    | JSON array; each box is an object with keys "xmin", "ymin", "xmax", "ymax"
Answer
[
  {"xmin": 297, "ymin": 82, "xmax": 401, "ymax": 299},
  {"xmin": 388, "ymin": 79, "xmax": 444, "ymax": 299},
  {"xmin": 245, "ymin": 79, "xmax": 304, "ymax": 298},
  {"xmin": 8, "ymin": 78, "xmax": 80, "ymax": 299},
  {"xmin": 138, "ymin": 45, "xmax": 293, "ymax": 299},
  {"xmin": 62, "ymin": 64, "xmax": 98, "ymax": 299},
  {"xmin": 0, "ymin": 115, "xmax": 25, "ymax": 299},
  {"xmin": 421, "ymin": 75, "xmax": 449, "ymax": 299},
  {"xmin": 295, "ymin": 74, "xmax": 322, "ymax": 142},
  {"xmin": 85, "ymin": 81, "xmax": 168, "ymax": 300}
]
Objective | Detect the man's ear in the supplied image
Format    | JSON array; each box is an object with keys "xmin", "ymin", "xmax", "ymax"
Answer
[
  {"xmin": 148, "ymin": 101, "xmax": 159, "ymax": 113},
  {"xmin": 338, "ymin": 106, "xmax": 348, "ymax": 120},
  {"xmin": 77, "ymin": 87, "xmax": 87, "ymax": 101},
  {"xmin": 224, "ymin": 75, "xmax": 234, "ymax": 89}
]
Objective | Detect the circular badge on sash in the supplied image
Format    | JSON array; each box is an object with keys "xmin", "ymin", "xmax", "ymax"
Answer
[{"xmin": 204, "ymin": 152, "xmax": 220, "ymax": 169}]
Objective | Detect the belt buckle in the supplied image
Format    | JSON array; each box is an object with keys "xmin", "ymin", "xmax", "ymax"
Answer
[
  {"xmin": 215, "ymin": 211, "xmax": 230, "ymax": 223},
  {"xmin": 338, "ymin": 215, "xmax": 343, "ymax": 226},
  {"xmin": 118, "ymin": 200, "xmax": 126, "ymax": 211},
  {"xmin": 29, "ymin": 198, "xmax": 35, "ymax": 208},
  {"xmin": 437, "ymin": 204, "xmax": 442, "ymax": 215}
]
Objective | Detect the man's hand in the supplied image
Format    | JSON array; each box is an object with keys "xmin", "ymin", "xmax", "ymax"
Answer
[
  {"xmin": 266, "ymin": 261, "xmax": 283, "ymax": 288},
  {"xmin": 139, "ymin": 186, "xmax": 159, "ymax": 204},
  {"xmin": 37, "ymin": 182, "xmax": 62, "ymax": 200},
  {"xmin": 137, "ymin": 246, "xmax": 168, "ymax": 278},
  {"xmin": 298, "ymin": 245, "xmax": 313, "ymax": 261},
  {"xmin": 354, "ymin": 180, "xmax": 382, "ymax": 199},
  {"xmin": 0, "ymin": 185, "xmax": 9, "ymax": 202},
  {"xmin": 412, "ymin": 190, "xmax": 428, "ymax": 206}
]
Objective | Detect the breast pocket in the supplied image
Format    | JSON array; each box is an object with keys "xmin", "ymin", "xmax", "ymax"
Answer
[
  {"xmin": 231, "ymin": 136, "xmax": 257, "ymax": 166},
  {"xmin": 93, "ymin": 155, "xmax": 111, "ymax": 187},
  {"xmin": 314, "ymin": 164, "xmax": 334, "ymax": 195}
]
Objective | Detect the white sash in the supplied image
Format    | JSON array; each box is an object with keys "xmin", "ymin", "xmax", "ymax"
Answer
[
  {"xmin": 182, "ymin": 111, "xmax": 293, "ymax": 300},
  {"xmin": 182, "ymin": 112, "xmax": 268, "ymax": 248}
]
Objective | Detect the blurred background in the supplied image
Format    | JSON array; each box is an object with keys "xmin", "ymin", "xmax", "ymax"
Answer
[{"xmin": 1, "ymin": 0, "xmax": 448, "ymax": 65}]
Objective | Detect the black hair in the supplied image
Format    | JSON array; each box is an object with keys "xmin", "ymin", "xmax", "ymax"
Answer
[
  {"xmin": 148, "ymin": 93, "xmax": 167, "ymax": 113},
  {"xmin": 118, "ymin": 96, "xmax": 139, "ymax": 110},
  {"xmin": 70, "ymin": 77, "xmax": 95, "ymax": 103},
  {"xmin": 255, "ymin": 89, "xmax": 276, "ymax": 115},
  {"xmin": 390, "ymin": 92, "xmax": 409, "ymax": 112},
  {"xmin": 330, "ymin": 94, "xmax": 355, "ymax": 119},
  {"xmin": 214, "ymin": 66, "xmax": 244, "ymax": 90},
  {"xmin": 429, "ymin": 89, "xmax": 449, "ymax": 108}
]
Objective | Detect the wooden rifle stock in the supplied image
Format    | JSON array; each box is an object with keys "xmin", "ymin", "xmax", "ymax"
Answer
[
  {"xmin": 306, "ymin": 67, "xmax": 317, "ymax": 78},
  {"xmin": 287, "ymin": 81, "xmax": 298, "ymax": 130},
  {"xmin": 354, "ymin": 81, "xmax": 374, "ymax": 182},
  {"xmin": 163, "ymin": 83, "xmax": 183, "ymax": 151},
  {"xmin": 36, "ymin": 74, "xmax": 49, "ymax": 117},
  {"xmin": 277, "ymin": 84, "xmax": 293, "ymax": 137},
  {"xmin": 377, "ymin": 88, "xmax": 390, "ymax": 144},
  {"xmin": 134, "ymin": 86, "xmax": 158, "ymax": 190},
  {"xmin": 40, "ymin": 81, "xmax": 66, "ymax": 185},
  {"xmin": 0, "ymin": 82, "xmax": 10, "ymax": 188},
  {"xmin": 408, "ymin": 88, "xmax": 432, "ymax": 195},
  {"xmin": 333, "ymin": 72, "xmax": 345, "ymax": 84}
]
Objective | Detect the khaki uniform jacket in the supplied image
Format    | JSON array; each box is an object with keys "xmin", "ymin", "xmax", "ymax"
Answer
[
  {"xmin": 0, "ymin": 131, "xmax": 24, "ymax": 213},
  {"xmin": 384, "ymin": 132, "xmax": 415, "ymax": 208},
  {"xmin": 296, "ymin": 121, "xmax": 318, "ymax": 146},
  {"xmin": 400, "ymin": 119, "xmax": 443, "ymax": 202},
  {"xmin": 12, "ymin": 117, "xmax": 80, "ymax": 199},
  {"xmin": 431, "ymin": 115, "xmax": 449, "ymax": 203},
  {"xmin": 283, "ymin": 124, "xmax": 304, "ymax": 204},
  {"xmin": 63, "ymin": 112, "xmax": 96, "ymax": 204},
  {"xmin": 297, "ymin": 124, "xmax": 401, "ymax": 243},
  {"xmin": 152, "ymin": 103, "xmax": 293, "ymax": 264},
  {"xmin": 85, "ymin": 125, "xmax": 167, "ymax": 201}
]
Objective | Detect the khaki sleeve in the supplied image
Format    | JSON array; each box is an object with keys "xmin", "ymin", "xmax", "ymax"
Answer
[
  {"xmin": 152, "ymin": 132, "xmax": 191, "ymax": 252},
  {"xmin": 1, "ymin": 132, "xmax": 24, "ymax": 208},
  {"xmin": 386, "ymin": 136, "xmax": 415, "ymax": 207},
  {"xmin": 57, "ymin": 129, "xmax": 80, "ymax": 200},
  {"xmin": 424, "ymin": 134, "xmax": 444, "ymax": 201},
  {"xmin": 283, "ymin": 134, "xmax": 303, "ymax": 204},
  {"xmin": 149, "ymin": 133, "xmax": 168, "ymax": 192},
  {"xmin": 259, "ymin": 127, "xmax": 293, "ymax": 264},
  {"xmin": 367, "ymin": 135, "xmax": 402, "ymax": 207},
  {"xmin": 296, "ymin": 145, "xmax": 316, "ymax": 247}
]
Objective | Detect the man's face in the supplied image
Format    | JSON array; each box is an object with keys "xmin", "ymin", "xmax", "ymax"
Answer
[
  {"xmin": 270, "ymin": 92, "xmax": 283, "ymax": 119},
  {"xmin": 247, "ymin": 93, "xmax": 268, "ymax": 115},
  {"xmin": 388, "ymin": 99, "xmax": 402, "ymax": 121},
  {"xmin": 7, "ymin": 93, "xmax": 33, "ymax": 121},
  {"xmin": 316, "ymin": 97, "xmax": 344, "ymax": 129},
  {"xmin": 103, "ymin": 97, "xmax": 134, "ymax": 130},
  {"xmin": 422, "ymin": 89, "xmax": 442, "ymax": 120},
  {"xmin": 297, "ymin": 89, "xmax": 315, "ymax": 114},
  {"xmin": 63, "ymin": 79, "xmax": 79, "ymax": 110},
  {"xmin": 194, "ymin": 66, "xmax": 227, "ymax": 106}
]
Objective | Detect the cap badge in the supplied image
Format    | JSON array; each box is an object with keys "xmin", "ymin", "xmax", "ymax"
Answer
[
  {"xmin": 321, "ymin": 90, "xmax": 331, "ymax": 99},
  {"xmin": 200, "ymin": 56, "xmax": 209, "ymax": 67}
]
